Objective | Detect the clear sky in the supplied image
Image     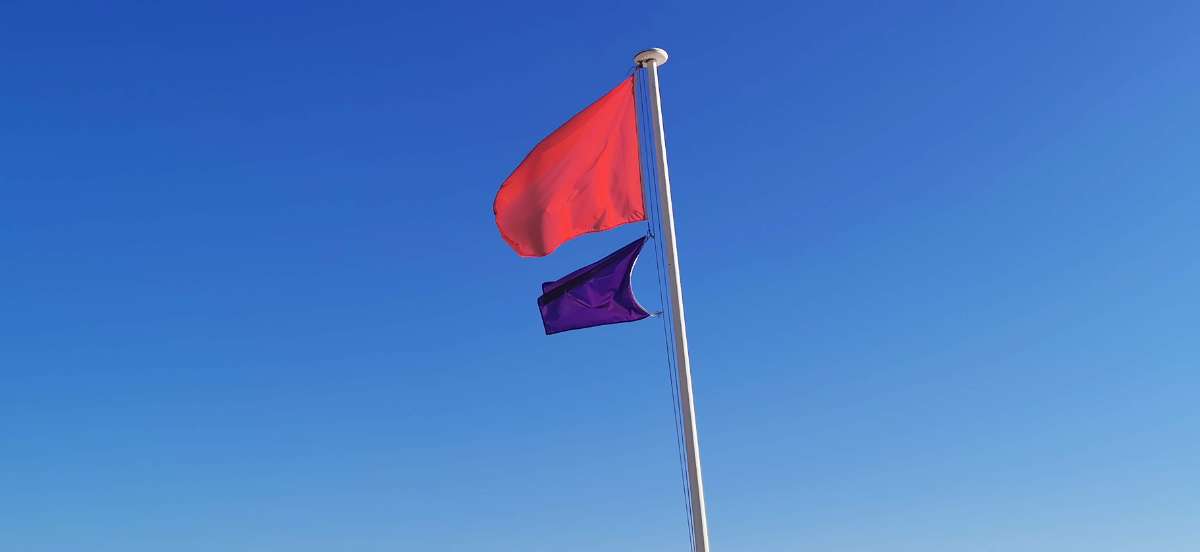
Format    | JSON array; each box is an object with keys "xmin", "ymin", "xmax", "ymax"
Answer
[{"xmin": 3, "ymin": 2, "xmax": 1198, "ymax": 551}]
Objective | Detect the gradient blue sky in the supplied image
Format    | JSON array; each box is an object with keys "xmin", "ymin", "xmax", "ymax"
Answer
[{"xmin": 3, "ymin": 2, "xmax": 1199, "ymax": 551}]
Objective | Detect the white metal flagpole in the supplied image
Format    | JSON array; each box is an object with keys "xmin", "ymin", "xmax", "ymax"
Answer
[{"xmin": 634, "ymin": 47, "xmax": 711, "ymax": 552}]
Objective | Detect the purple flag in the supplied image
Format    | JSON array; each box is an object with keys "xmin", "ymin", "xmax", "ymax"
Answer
[{"xmin": 538, "ymin": 237, "xmax": 651, "ymax": 335}]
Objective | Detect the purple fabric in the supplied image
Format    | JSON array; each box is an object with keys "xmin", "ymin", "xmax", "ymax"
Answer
[{"xmin": 538, "ymin": 237, "xmax": 651, "ymax": 335}]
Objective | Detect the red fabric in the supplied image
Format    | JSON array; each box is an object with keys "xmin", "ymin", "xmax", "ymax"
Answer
[{"xmin": 494, "ymin": 77, "xmax": 644, "ymax": 257}]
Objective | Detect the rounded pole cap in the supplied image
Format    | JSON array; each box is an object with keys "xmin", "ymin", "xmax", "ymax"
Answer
[{"xmin": 634, "ymin": 48, "xmax": 669, "ymax": 66}]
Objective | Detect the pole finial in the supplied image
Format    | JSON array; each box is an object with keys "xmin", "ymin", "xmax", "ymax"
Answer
[{"xmin": 634, "ymin": 48, "xmax": 669, "ymax": 67}]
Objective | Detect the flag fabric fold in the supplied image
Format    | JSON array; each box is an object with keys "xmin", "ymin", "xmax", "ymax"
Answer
[
  {"xmin": 494, "ymin": 77, "xmax": 645, "ymax": 258},
  {"xmin": 538, "ymin": 237, "xmax": 651, "ymax": 335}
]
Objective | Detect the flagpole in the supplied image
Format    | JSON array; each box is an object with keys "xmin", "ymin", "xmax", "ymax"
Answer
[{"xmin": 635, "ymin": 47, "xmax": 711, "ymax": 552}]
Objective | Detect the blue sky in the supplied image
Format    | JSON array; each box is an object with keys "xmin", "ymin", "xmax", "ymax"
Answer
[{"xmin": 3, "ymin": 2, "xmax": 1199, "ymax": 550}]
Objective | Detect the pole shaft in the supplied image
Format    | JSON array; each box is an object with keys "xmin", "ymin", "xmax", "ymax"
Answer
[{"xmin": 641, "ymin": 57, "xmax": 711, "ymax": 552}]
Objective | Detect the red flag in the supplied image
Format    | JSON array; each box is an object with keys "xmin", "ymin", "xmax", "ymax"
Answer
[{"xmin": 494, "ymin": 77, "xmax": 644, "ymax": 257}]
